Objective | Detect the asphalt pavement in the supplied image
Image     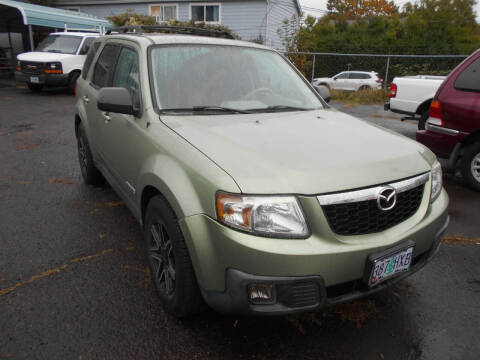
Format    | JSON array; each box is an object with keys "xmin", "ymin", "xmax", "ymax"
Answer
[{"xmin": 1, "ymin": 85, "xmax": 479, "ymax": 360}]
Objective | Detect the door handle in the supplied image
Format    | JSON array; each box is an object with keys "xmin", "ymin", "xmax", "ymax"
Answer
[
  {"xmin": 82, "ymin": 95, "xmax": 89, "ymax": 104},
  {"xmin": 102, "ymin": 112, "xmax": 111, "ymax": 124}
]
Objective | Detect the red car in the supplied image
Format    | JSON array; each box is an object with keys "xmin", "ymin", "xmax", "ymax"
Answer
[{"xmin": 416, "ymin": 49, "xmax": 480, "ymax": 191}]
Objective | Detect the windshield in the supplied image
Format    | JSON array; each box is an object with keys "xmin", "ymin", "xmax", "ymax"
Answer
[
  {"xmin": 150, "ymin": 45, "xmax": 323, "ymax": 113},
  {"xmin": 36, "ymin": 35, "xmax": 82, "ymax": 55}
]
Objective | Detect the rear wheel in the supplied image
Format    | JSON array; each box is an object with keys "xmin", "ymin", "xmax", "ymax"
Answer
[
  {"xmin": 144, "ymin": 195, "xmax": 205, "ymax": 317},
  {"xmin": 359, "ymin": 85, "xmax": 370, "ymax": 91},
  {"xmin": 76, "ymin": 123, "xmax": 105, "ymax": 185},
  {"xmin": 418, "ymin": 108, "xmax": 429, "ymax": 130},
  {"xmin": 460, "ymin": 142, "xmax": 480, "ymax": 191},
  {"xmin": 27, "ymin": 83, "xmax": 43, "ymax": 92}
]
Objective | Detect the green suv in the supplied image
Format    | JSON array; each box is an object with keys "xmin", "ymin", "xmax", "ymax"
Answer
[{"xmin": 75, "ymin": 26, "xmax": 449, "ymax": 317}]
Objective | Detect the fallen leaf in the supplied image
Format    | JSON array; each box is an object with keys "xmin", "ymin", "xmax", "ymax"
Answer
[
  {"xmin": 18, "ymin": 143, "xmax": 37, "ymax": 150},
  {"xmin": 17, "ymin": 181, "xmax": 31, "ymax": 185},
  {"xmin": 125, "ymin": 245, "xmax": 135, "ymax": 251},
  {"xmin": 19, "ymin": 131, "xmax": 31, "ymax": 137},
  {"xmin": 334, "ymin": 300, "xmax": 380, "ymax": 328},
  {"xmin": 99, "ymin": 234, "xmax": 106, "ymax": 239},
  {"xmin": 106, "ymin": 201, "xmax": 124, "ymax": 207},
  {"xmin": 442, "ymin": 235, "xmax": 479, "ymax": 246}
]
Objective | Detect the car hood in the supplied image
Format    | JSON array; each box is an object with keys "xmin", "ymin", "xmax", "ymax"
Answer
[
  {"xmin": 313, "ymin": 77, "xmax": 331, "ymax": 83},
  {"xmin": 161, "ymin": 109, "xmax": 434, "ymax": 194},
  {"xmin": 17, "ymin": 52, "xmax": 76, "ymax": 62}
]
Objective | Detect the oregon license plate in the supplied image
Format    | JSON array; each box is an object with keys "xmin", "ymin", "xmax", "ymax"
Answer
[
  {"xmin": 369, "ymin": 246, "xmax": 414, "ymax": 286},
  {"xmin": 30, "ymin": 76, "xmax": 39, "ymax": 83}
]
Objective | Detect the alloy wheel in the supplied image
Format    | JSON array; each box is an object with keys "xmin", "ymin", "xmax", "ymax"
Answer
[
  {"xmin": 471, "ymin": 152, "xmax": 480, "ymax": 182},
  {"xmin": 78, "ymin": 137, "xmax": 88, "ymax": 176},
  {"xmin": 149, "ymin": 221, "xmax": 176, "ymax": 295}
]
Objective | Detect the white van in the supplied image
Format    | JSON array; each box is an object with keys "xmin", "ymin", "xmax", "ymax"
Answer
[{"xmin": 15, "ymin": 31, "xmax": 99, "ymax": 93}]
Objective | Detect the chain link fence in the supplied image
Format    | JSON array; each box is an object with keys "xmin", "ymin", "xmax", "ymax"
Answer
[{"xmin": 282, "ymin": 52, "xmax": 468, "ymax": 89}]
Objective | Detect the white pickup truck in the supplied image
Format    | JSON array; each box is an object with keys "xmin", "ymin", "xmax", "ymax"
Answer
[{"xmin": 384, "ymin": 75, "xmax": 446, "ymax": 129}]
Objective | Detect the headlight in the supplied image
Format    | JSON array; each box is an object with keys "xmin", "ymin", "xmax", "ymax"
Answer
[
  {"xmin": 431, "ymin": 161, "xmax": 443, "ymax": 202},
  {"xmin": 45, "ymin": 62, "xmax": 63, "ymax": 74},
  {"xmin": 216, "ymin": 192, "xmax": 309, "ymax": 238}
]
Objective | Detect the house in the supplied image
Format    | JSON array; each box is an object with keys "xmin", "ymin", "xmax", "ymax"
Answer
[{"xmin": 51, "ymin": 0, "xmax": 301, "ymax": 49}]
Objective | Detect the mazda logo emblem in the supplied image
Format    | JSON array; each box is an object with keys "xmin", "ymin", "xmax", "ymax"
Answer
[{"xmin": 377, "ymin": 186, "xmax": 397, "ymax": 211}]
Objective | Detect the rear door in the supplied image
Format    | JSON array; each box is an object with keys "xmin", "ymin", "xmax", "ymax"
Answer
[{"xmin": 440, "ymin": 55, "xmax": 480, "ymax": 133}]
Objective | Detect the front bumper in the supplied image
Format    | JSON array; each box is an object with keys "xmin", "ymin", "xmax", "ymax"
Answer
[
  {"xmin": 179, "ymin": 189, "xmax": 449, "ymax": 315},
  {"xmin": 15, "ymin": 71, "xmax": 70, "ymax": 86},
  {"xmin": 204, "ymin": 215, "xmax": 448, "ymax": 315}
]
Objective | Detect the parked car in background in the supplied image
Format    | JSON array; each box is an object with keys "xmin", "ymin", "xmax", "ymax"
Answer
[
  {"xmin": 15, "ymin": 31, "xmax": 99, "ymax": 93},
  {"xmin": 75, "ymin": 26, "xmax": 448, "ymax": 317},
  {"xmin": 417, "ymin": 49, "xmax": 480, "ymax": 191},
  {"xmin": 385, "ymin": 75, "xmax": 446, "ymax": 130},
  {"xmin": 313, "ymin": 71, "xmax": 382, "ymax": 91}
]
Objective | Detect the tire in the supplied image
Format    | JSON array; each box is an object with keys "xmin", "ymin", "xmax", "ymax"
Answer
[
  {"xmin": 460, "ymin": 142, "xmax": 480, "ymax": 191},
  {"xmin": 76, "ymin": 123, "xmax": 105, "ymax": 185},
  {"xmin": 144, "ymin": 195, "xmax": 205, "ymax": 317},
  {"xmin": 359, "ymin": 85, "xmax": 370, "ymax": 91},
  {"xmin": 27, "ymin": 83, "xmax": 43, "ymax": 92},
  {"xmin": 68, "ymin": 71, "xmax": 80, "ymax": 94},
  {"xmin": 418, "ymin": 108, "xmax": 429, "ymax": 130}
]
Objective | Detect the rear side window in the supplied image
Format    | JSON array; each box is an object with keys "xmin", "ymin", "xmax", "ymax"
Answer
[
  {"xmin": 92, "ymin": 44, "xmax": 121, "ymax": 88},
  {"xmin": 454, "ymin": 56, "xmax": 480, "ymax": 92},
  {"xmin": 82, "ymin": 41, "xmax": 100, "ymax": 80}
]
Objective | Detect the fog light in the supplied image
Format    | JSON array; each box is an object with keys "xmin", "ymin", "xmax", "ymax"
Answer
[{"xmin": 248, "ymin": 283, "xmax": 275, "ymax": 304}]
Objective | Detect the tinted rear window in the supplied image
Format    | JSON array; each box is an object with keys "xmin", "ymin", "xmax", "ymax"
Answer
[
  {"xmin": 454, "ymin": 56, "xmax": 480, "ymax": 92},
  {"xmin": 82, "ymin": 41, "xmax": 100, "ymax": 80}
]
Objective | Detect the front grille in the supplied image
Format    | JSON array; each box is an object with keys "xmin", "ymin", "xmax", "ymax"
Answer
[
  {"xmin": 277, "ymin": 281, "xmax": 320, "ymax": 308},
  {"xmin": 322, "ymin": 184, "xmax": 425, "ymax": 236},
  {"xmin": 20, "ymin": 61, "xmax": 45, "ymax": 74}
]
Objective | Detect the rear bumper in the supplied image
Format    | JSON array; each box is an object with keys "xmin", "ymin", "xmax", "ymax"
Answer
[
  {"xmin": 15, "ymin": 71, "xmax": 70, "ymax": 86},
  {"xmin": 416, "ymin": 125, "xmax": 468, "ymax": 159},
  {"xmin": 202, "ymin": 216, "xmax": 449, "ymax": 315}
]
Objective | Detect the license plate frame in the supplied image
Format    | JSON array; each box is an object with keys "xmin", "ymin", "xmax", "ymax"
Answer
[
  {"xmin": 365, "ymin": 240, "xmax": 415, "ymax": 287},
  {"xmin": 30, "ymin": 76, "xmax": 39, "ymax": 83}
]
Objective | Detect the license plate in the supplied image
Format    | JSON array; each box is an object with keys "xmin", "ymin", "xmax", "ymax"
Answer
[
  {"xmin": 369, "ymin": 246, "xmax": 414, "ymax": 286},
  {"xmin": 30, "ymin": 77, "xmax": 39, "ymax": 83}
]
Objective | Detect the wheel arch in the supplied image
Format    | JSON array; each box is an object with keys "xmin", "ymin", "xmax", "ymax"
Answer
[{"xmin": 416, "ymin": 99, "xmax": 433, "ymax": 115}]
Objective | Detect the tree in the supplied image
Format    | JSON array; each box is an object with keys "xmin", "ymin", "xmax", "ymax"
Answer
[{"xmin": 327, "ymin": 0, "xmax": 398, "ymax": 19}]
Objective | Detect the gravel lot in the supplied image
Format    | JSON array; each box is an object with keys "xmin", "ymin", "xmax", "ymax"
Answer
[{"xmin": 1, "ymin": 84, "xmax": 479, "ymax": 360}]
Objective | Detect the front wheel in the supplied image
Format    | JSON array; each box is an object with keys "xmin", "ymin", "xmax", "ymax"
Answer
[
  {"xmin": 27, "ymin": 83, "xmax": 43, "ymax": 92},
  {"xmin": 144, "ymin": 195, "xmax": 205, "ymax": 317},
  {"xmin": 460, "ymin": 142, "xmax": 480, "ymax": 191},
  {"xmin": 68, "ymin": 71, "xmax": 80, "ymax": 94}
]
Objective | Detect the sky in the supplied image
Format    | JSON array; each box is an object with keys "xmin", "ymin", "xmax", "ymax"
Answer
[{"xmin": 299, "ymin": 0, "xmax": 480, "ymax": 21}]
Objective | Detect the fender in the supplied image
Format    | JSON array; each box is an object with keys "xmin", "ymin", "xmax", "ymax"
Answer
[{"xmin": 135, "ymin": 153, "xmax": 240, "ymax": 224}]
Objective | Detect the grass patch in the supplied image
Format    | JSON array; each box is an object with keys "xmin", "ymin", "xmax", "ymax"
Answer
[{"xmin": 330, "ymin": 88, "xmax": 390, "ymax": 106}]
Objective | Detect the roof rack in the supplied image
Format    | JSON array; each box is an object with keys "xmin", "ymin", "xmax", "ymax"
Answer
[{"xmin": 105, "ymin": 25, "xmax": 235, "ymax": 40}]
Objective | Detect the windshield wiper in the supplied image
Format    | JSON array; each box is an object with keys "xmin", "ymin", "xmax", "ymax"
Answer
[
  {"xmin": 246, "ymin": 105, "xmax": 315, "ymax": 112},
  {"xmin": 159, "ymin": 106, "xmax": 252, "ymax": 114}
]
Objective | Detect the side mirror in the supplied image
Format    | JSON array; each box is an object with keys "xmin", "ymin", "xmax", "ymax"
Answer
[
  {"xmin": 79, "ymin": 44, "xmax": 90, "ymax": 55},
  {"xmin": 98, "ymin": 87, "xmax": 137, "ymax": 115},
  {"xmin": 314, "ymin": 85, "xmax": 331, "ymax": 103}
]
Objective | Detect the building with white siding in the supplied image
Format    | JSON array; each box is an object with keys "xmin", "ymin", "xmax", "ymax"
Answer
[{"xmin": 51, "ymin": 0, "xmax": 301, "ymax": 49}]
